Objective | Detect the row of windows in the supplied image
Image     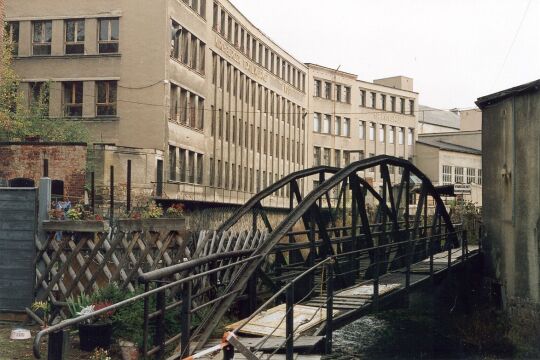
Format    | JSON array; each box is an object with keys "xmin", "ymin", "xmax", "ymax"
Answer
[
  {"xmin": 313, "ymin": 147, "xmax": 351, "ymax": 167},
  {"xmin": 209, "ymin": 158, "xmax": 296, "ymax": 196},
  {"xmin": 210, "ymin": 107, "xmax": 304, "ymax": 164},
  {"xmin": 179, "ymin": 0, "xmax": 207, "ymax": 19},
  {"xmin": 212, "ymin": 2, "xmax": 306, "ymax": 92},
  {"xmin": 28, "ymin": 80, "xmax": 117, "ymax": 117},
  {"xmin": 5, "ymin": 18, "xmax": 119, "ymax": 56},
  {"xmin": 171, "ymin": 20, "xmax": 206, "ymax": 74},
  {"xmin": 358, "ymin": 121, "xmax": 414, "ymax": 145},
  {"xmin": 314, "ymin": 80, "xmax": 351, "ymax": 103},
  {"xmin": 169, "ymin": 146, "xmax": 204, "ymax": 184},
  {"xmin": 313, "ymin": 113, "xmax": 351, "ymax": 137},
  {"xmin": 442, "ymin": 166, "xmax": 482, "ymax": 185},
  {"xmin": 359, "ymin": 89, "xmax": 414, "ymax": 115},
  {"xmin": 211, "ymin": 52, "xmax": 306, "ymax": 130},
  {"xmin": 170, "ymin": 84, "xmax": 205, "ymax": 130}
]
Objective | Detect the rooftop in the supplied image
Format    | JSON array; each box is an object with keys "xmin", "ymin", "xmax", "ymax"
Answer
[
  {"xmin": 417, "ymin": 131, "xmax": 481, "ymax": 155},
  {"xmin": 418, "ymin": 105, "xmax": 461, "ymax": 129},
  {"xmin": 476, "ymin": 79, "xmax": 540, "ymax": 109}
]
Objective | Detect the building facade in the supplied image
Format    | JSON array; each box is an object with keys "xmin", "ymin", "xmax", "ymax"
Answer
[
  {"xmin": 477, "ymin": 79, "xmax": 540, "ymax": 336},
  {"xmin": 415, "ymin": 131, "xmax": 482, "ymax": 205},
  {"xmin": 5, "ymin": 0, "xmax": 419, "ymax": 206},
  {"xmin": 307, "ymin": 64, "xmax": 418, "ymax": 190}
]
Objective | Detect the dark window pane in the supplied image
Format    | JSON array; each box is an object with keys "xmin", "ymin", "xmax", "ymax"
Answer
[
  {"xmin": 74, "ymin": 83, "xmax": 83, "ymax": 103},
  {"xmin": 97, "ymin": 82, "xmax": 107, "ymax": 103},
  {"xmin": 109, "ymin": 84, "xmax": 117, "ymax": 102},
  {"xmin": 76, "ymin": 20, "xmax": 85, "ymax": 41},
  {"xmin": 33, "ymin": 44, "xmax": 51, "ymax": 55},
  {"xmin": 99, "ymin": 20, "xmax": 108, "ymax": 41},
  {"xmin": 66, "ymin": 21, "xmax": 75, "ymax": 42},
  {"xmin": 99, "ymin": 43, "xmax": 118, "ymax": 54},
  {"xmin": 66, "ymin": 43, "xmax": 84, "ymax": 54},
  {"xmin": 44, "ymin": 22, "xmax": 52, "ymax": 42},
  {"xmin": 110, "ymin": 19, "xmax": 119, "ymax": 40},
  {"xmin": 67, "ymin": 105, "xmax": 82, "ymax": 117},
  {"xmin": 97, "ymin": 105, "xmax": 116, "ymax": 116},
  {"xmin": 33, "ymin": 22, "xmax": 42, "ymax": 42}
]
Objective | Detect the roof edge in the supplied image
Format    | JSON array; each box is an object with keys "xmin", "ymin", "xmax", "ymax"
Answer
[{"xmin": 476, "ymin": 79, "xmax": 540, "ymax": 109}]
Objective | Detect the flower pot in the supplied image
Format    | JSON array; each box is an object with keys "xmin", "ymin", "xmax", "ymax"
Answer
[
  {"xmin": 78, "ymin": 322, "xmax": 113, "ymax": 352},
  {"xmin": 119, "ymin": 340, "xmax": 139, "ymax": 360}
]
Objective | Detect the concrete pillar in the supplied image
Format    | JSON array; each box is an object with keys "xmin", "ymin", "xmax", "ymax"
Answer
[
  {"xmin": 48, "ymin": 81, "xmax": 62, "ymax": 118},
  {"xmin": 18, "ymin": 21, "xmax": 32, "ymax": 57},
  {"xmin": 83, "ymin": 81, "xmax": 96, "ymax": 118},
  {"xmin": 51, "ymin": 20, "xmax": 64, "ymax": 56},
  {"xmin": 85, "ymin": 18, "xmax": 98, "ymax": 55}
]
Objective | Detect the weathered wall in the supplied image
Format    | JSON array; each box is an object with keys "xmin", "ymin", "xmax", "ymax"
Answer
[
  {"xmin": 0, "ymin": 142, "xmax": 87, "ymax": 200},
  {"xmin": 482, "ymin": 90, "xmax": 540, "ymax": 309}
]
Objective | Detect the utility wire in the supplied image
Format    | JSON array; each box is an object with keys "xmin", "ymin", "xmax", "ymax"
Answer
[{"xmin": 491, "ymin": 0, "xmax": 533, "ymax": 90}]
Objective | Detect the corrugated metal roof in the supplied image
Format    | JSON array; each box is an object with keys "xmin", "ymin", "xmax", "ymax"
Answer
[{"xmin": 417, "ymin": 132, "xmax": 482, "ymax": 155}]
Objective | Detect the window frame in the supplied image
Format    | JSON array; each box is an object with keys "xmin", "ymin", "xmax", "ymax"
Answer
[
  {"xmin": 32, "ymin": 20, "xmax": 52, "ymax": 56},
  {"xmin": 65, "ymin": 19, "xmax": 85, "ymax": 55},
  {"xmin": 96, "ymin": 81, "xmax": 118, "ymax": 117},
  {"xmin": 98, "ymin": 18, "xmax": 120, "ymax": 54},
  {"xmin": 63, "ymin": 81, "xmax": 84, "ymax": 118}
]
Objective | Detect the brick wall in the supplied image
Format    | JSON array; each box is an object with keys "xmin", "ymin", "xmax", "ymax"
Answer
[{"xmin": 0, "ymin": 142, "xmax": 87, "ymax": 201}]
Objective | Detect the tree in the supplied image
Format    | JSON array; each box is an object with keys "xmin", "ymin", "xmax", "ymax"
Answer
[{"xmin": 0, "ymin": 33, "xmax": 88, "ymax": 142}]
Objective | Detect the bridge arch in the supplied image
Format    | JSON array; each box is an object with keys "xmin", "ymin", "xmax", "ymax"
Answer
[{"xmin": 194, "ymin": 155, "xmax": 460, "ymax": 348}]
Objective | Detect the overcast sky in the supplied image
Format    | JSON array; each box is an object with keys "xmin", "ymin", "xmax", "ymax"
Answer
[{"xmin": 232, "ymin": 0, "xmax": 540, "ymax": 109}]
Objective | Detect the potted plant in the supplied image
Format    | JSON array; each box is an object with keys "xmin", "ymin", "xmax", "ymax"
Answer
[{"xmin": 68, "ymin": 294, "xmax": 115, "ymax": 352}]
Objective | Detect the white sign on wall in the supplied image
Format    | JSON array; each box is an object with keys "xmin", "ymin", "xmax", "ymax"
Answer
[{"xmin": 454, "ymin": 183, "xmax": 472, "ymax": 194}]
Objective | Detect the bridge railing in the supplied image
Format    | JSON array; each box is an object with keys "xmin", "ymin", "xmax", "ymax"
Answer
[
  {"xmin": 218, "ymin": 228, "xmax": 468, "ymax": 359},
  {"xmin": 32, "ymin": 250, "xmax": 263, "ymax": 359}
]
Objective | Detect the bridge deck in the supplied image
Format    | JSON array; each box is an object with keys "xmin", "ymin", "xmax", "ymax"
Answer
[{"xmin": 208, "ymin": 245, "xmax": 479, "ymax": 358}]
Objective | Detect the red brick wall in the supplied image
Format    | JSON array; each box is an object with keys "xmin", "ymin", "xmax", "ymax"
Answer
[{"xmin": 0, "ymin": 142, "xmax": 87, "ymax": 201}]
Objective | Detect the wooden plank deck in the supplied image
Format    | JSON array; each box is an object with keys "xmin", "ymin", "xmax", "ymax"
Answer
[{"xmin": 195, "ymin": 245, "xmax": 479, "ymax": 358}]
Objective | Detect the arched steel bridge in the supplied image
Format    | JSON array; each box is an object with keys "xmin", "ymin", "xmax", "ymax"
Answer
[{"xmin": 34, "ymin": 156, "xmax": 480, "ymax": 360}]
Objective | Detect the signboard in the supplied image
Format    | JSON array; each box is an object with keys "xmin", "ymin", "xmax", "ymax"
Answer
[{"xmin": 454, "ymin": 183, "xmax": 472, "ymax": 195}]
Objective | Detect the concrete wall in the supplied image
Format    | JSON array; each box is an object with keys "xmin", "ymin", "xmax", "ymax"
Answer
[
  {"xmin": 482, "ymin": 89, "xmax": 540, "ymax": 310},
  {"xmin": 415, "ymin": 143, "xmax": 440, "ymax": 183},
  {"xmin": 0, "ymin": 142, "xmax": 87, "ymax": 200},
  {"xmin": 460, "ymin": 108, "xmax": 482, "ymax": 131}
]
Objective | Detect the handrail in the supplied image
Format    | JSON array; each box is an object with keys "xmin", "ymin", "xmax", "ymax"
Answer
[
  {"xmin": 215, "ymin": 165, "xmax": 339, "ymax": 234},
  {"xmin": 138, "ymin": 249, "xmax": 254, "ymax": 283},
  {"xmin": 32, "ymin": 253, "xmax": 263, "ymax": 358},
  {"xmin": 194, "ymin": 155, "xmax": 461, "ymax": 347}
]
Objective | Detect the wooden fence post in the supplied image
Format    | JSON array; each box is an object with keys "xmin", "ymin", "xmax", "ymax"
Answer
[
  {"xmin": 286, "ymin": 286, "xmax": 294, "ymax": 360},
  {"xmin": 325, "ymin": 261, "xmax": 334, "ymax": 353}
]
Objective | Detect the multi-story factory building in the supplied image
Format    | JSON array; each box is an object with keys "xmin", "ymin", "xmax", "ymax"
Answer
[{"xmin": 5, "ymin": 0, "xmax": 419, "ymax": 205}]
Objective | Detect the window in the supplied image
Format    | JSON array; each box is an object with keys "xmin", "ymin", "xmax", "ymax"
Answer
[
  {"xmin": 323, "ymin": 148, "xmax": 331, "ymax": 166},
  {"xmin": 379, "ymin": 124, "xmax": 385, "ymax": 143},
  {"xmin": 409, "ymin": 99, "xmax": 415, "ymax": 115},
  {"xmin": 360, "ymin": 90, "xmax": 366, "ymax": 107},
  {"xmin": 407, "ymin": 128, "xmax": 414, "ymax": 145},
  {"xmin": 391, "ymin": 96, "xmax": 396, "ymax": 112},
  {"xmin": 169, "ymin": 146, "xmax": 177, "ymax": 181},
  {"xmin": 324, "ymin": 82, "xmax": 331, "ymax": 99},
  {"xmin": 334, "ymin": 117, "xmax": 341, "ymax": 136},
  {"xmin": 398, "ymin": 127, "xmax": 404, "ymax": 144},
  {"xmin": 477, "ymin": 169, "xmax": 482, "ymax": 185},
  {"xmin": 29, "ymin": 82, "xmax": 49, "ymax": 111},
  {"xmin": 323, "ymin": 115, "xmax": 331, "ymax": 133},
  {"xmin": 65, "ymin": 19, "xmax": 85, "ymax": 54},
  {"xmin": 344, "ymin": 87, "xmax": 351, "ymax": 103},
  {"xmin": 220, "ymin": 9, "xmax": 226, "ymax": 35},
  {"xmin": 455, "ymin": 167, "xmax": 464, "ymax": 183},
  {"xmin": 96, "ymin": 81, "xmax": 117, "ymax": 116},
  {"xmin": 63, "ymin": 82, "xmax": 83, "ymax": 117},
  {"xmin": 389, "ymin": 126, "xmax": 395, "ymax": 144},
  {"xmin": 6, "ymin": 22, "xmax": 20, "ymax": 55},
  {"xmin": 313, "ymin": 146, "xmax": 321, "ymax": 166},
  {"xmin": 466, "ymin": 168, "xmax": 476, "ymax": 184},
  {"xmin": 32, "ymin": 21, "xmax": 52, "ymax": 55},
  {"xmin": 359, "ymin": 150, "xmax": 365, "ymax": 160},
  {"xmin": 344, "ymin": 152, "xmax": 350, "ymax": 166},
  {"xmin": 334, "ymin": 149, "xmax": 341, "ymax": 168},
  {"xmin": 400, "ymin": 98, "xmax": 405, "ymax": 114},
  {"xmin": 314, "ymin": 80, "xmax": 321, "ymax": 97},
  {"xmin": 359, "ymin": 121, "xmax": 365, "ymax": 139},
  {"xmin": 343, "ymin": 118, "xmax": 350, "ymax": 137},
  {"xmin": 99, "ymin": 18, "xmax": 119, "ymax": 53},
  {"xmin": 381, "ymin": 94, "xmax": 386, "ymax": 111},
  {"xmin": 313, "ymin": 113, "xmax": 321, "ymax": 132},
  {"xmin": 335, "ymin": 85, "xmax": 341, "ymax": 102},
  {"xmin": 213, "ymin": 3, "xmax": 219, "ymax": 30},
  {"xmin": 370, "ymin": 92, "xmax": 376, "ymax": 108},
  {"xmin": 179, "ymin": 149, "xmax": 186, "ymax": 182},
  {"xmin": 369, "ymin": 123, "xmax": 375, "ymax": 141}
]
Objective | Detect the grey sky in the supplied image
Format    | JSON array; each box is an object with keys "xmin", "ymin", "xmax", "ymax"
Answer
[{"xmin": 232, "ymin": 0, "xmax": 540, "ymax": 109}]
